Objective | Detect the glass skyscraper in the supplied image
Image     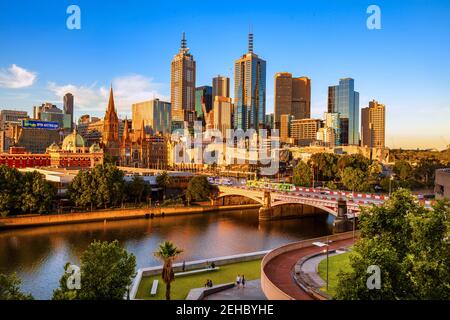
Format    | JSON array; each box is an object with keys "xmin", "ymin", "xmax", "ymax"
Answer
[
  {"xmin": 328, "ymin": 78, "xmax": 360, "ymax": 145},
  {"xmin": 195, "ymin": 86, "xmax": 212, "ymax": 122},
  {"xmin": 234, "ymin": 33, "xmax": 266, "ymax": 130}
]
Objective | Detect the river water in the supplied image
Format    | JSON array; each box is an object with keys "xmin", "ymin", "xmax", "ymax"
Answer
[{"xmin": 0, "ymin": 209, "xmax": 333, "ymax": 299}]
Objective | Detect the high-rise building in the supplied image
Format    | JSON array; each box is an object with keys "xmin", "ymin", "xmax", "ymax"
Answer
[
  {"xmin": 265, "ymin": 113, "xmax": 274, "ymax": 130},
  {"xmin": 213, "ymin": 96, "xmax": 233, "ymax": 134},
  {"xmin": 280, "ymin": 114, "xmax": 294, "ymax": 143},
  {"xmin": 195, "ymin": 86, "xmax": 212, "ymax": 122},
  {"xmin": 170, "ymin": 32, "xmax": 196, "ymax": 129},
  {"xmin": 64, "ymin": 93, "xmax": 74, "ymax": 130},
  {"xmin": 33, "ymin": 103, "xmax": 71, "ymax": 131},
  {"xmin": 212, "ymin": 75, "xmax": 230, "ymax": 100},
  {"xmin": 290, "ymin": 118, "xmax": 321, "ymax": 146},
  {"xmin": 0, "ymin": 110, "xmax": 28, "ymax": 130},
  {"xmin": 328, "ymin": 78, "xmax": 360, "ymax": 145},
  {"xmin": 324, "ymin": 112, "xmax": 341, "ymax": 146},
  {"xmin": 132, "ymin": 99, "xmax": 172, "ymax": 135},
  {"xmin": 274, "ymin": 72, "xmax": 311, "ymax": 129},
  {"xmin": 234, "ymin": 33, "xmax": 266, "ymax": 130},
  {"xmin": 361, "ymin": 100, "xmax": 386, "ymax": 148}
]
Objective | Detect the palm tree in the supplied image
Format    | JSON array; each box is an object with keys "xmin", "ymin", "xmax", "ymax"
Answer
[
  {"xmin": 156, "ymin": 171, "xmax": 173, "ymax": 200},
  {"xmin": 154, "ymin": 241, "xmax": 183, "ymax": 300}
]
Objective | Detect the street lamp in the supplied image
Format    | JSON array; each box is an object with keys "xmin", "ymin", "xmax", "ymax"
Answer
[
  {"xmin": 313, "ymin": 237, "xmax": 331, "ymax": 291},
  {"xmin": 389, "ymin": 174, "xmax": 395, "ymax": 196}
]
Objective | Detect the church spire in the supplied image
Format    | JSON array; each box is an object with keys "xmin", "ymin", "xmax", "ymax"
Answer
[{"xmin": 106, "ymin": 86, "xmax": 117, "ymax": 117}]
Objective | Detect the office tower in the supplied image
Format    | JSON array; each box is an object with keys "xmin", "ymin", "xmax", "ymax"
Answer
[
  {"xmin": 170, "ymin": 32, "xmax": 196, "ymax": 129},
  {"xmin": 132, "ymin": 99, "xmax": 172, "ymax": 135},
  {"xmin": 280, "ymin": 114, "xmax": 294, "ymax": 143},
  {"xmin": 328, "ymin": 78, "xmax": 360, "ymax": 145},
  {"xmin": 274, "ymin": 72, "xmax": 311, "ymax": 129},
  {"xmin": 64, "ymin": 93, "xmax": 74, "ymax": 130},
  {"xmin": 234, "ymin": 33, "xmax": 266, "ymax": 130},
  {"xmin": 265, "ymin": 113, "xmax": 274, "ymax": 129},
  {"xmin": 195, "ymin": 86, "xmax": 213, "ymax": 122},
  {"xmin": 324, "ymin": 112, "xmax": 341, "ymax": 146},
  {"xmin": 33, "ymin": 102, "xmax": 71, "ymax": 131},
  {"xmin": 213, "ymin": 96, "xmax": 233, "ymax": 134},
  {"xmin": 290, "ymin": 118, "xmax": 321, "ymax": 146},
  {"xmin": 0, "ymin": 110, "xmax": 28, "ymax": 130},
  {"xmin": 212, "ymin": 75, "xmax": 230, "ymax": 100},
  {"xmin": 361, "ymin": 100, "xmax": 386, "ymax": 148}
]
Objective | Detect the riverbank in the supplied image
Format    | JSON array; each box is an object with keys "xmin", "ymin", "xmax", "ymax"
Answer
[{"xmin": 0, "ymin": 204, "xmax": 261, "ymax": 230}]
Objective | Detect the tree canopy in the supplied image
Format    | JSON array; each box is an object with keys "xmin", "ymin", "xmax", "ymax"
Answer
[
  {"xmin": 292, "ymin": 160, "xmax": 312, "ymax": 187},
  {"xmin": 0, "ymin": 165, "xmax": 56, "ymax": 216},
  {"xmin": 186, "ymin": 176, "xmax": 218, "ymax": 203},
  {"xmin": 53, "ymin": 240, "xmax": 136, "ymax": 300},
  {"xmin": 0, "ymin": 273, "xmax": 34, "ymax": 300},
  {"xmin": 68, "ymin": 164, "xmax": 125, "ymax": 209},
  {"xmin": 335, "ymin": 189, "xmax": 450, "ymax": 300}
]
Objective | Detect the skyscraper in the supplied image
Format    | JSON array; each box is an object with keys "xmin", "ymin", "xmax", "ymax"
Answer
[
  {"xmin": 274, "ymin": 72, "xmax": 311, "ymax": 128},
  {"xmin": 132, "ymin": 99, "xmax": 172, "ymax": 135},
  {"xmin": 361, "ymin": 100, "xmax": 386, "ymax": 148},
  {"xmin": 212, "ymin": 75, "xmax": 230, "ymax": 100},
  {"xmin": 170, "ymin": 32, "xmax": 196, "ymax": 129},
  {"xmin": 328, "ymin": 78, "xmax": 360, "ymax": 145},
  {"xmin": 234, "ymin": 33, "xmax": 266, "ymax": 130},
  {"xmin": 64, "ymin": 93, "xmax": 74, "ymax": 131},
  {"xmin": 195, "ymin": 86, "xmax": 212, "ymax": 122}
]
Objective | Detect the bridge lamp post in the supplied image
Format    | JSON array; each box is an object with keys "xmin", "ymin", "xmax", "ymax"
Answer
[{"xmin": 313, "ymin": 238, "xmax": 331, "ymax": 291}]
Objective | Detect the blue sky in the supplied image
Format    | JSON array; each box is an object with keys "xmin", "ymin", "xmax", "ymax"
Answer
[{"xmin": 0, "ymin": 0, "xmax": 449, "ymax": 149}]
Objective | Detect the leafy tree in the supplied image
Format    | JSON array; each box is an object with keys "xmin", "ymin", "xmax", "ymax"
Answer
[
  {"xmin": 20, "ymin": 171, "xmax": 56, "ymax": 214},
  {"xmin": 53, "ymin": 240, "xmax": 136, "ymax": 300},
  {"xmin": 156, "ymin": 171, "xmax": 173, "ymax": 200},
  {"xmin": 309, "ymin": 153, "xmax": 339, "ymax": 181},
  {"xmin": 393, "ymin": 160, "xmax": 413, "ymax": 181},
  {"xmin": 154, "ymin": 241, "xmax": 183, "ymax": 300},
  {"xmin": 127, "ymin": 175, "xmax": 146, "ymax": 204},
  {"xmin": 0, "ymin": 166, "xmax": 55, "ymax": 216},
  {"xmin": 339, "ymin": 167, "xmax": 368, "ymax": 192},
  {"xmin": 185, "ymin": 176, "xmax": 218, "ymax": 204},
  {"xmin": 52, "ymin": 263, "xmax": 78, "ymax": 300},
  {"xmin": 335, "ymin": 189, "xmax": 450, "ymax": 300},
  {"xmin": 337, "ymin": 154, "xmax": 370, "ymax": 175},
  {"xmin": 414, "ymin": 157, "xmax": 443, "ymax": 187},
  {"xmin": 0, "ymin": 273, "xmax": 33, "ymax": 300},
  {"xmin": 293, "ymin": 160, "xmax": 312, "ymax": 187},
  {"xmin": 0, "ymin": 166, "xmax": 23, "ymax": 216},
  {"xmin": 68, "ymin": 164, "xmax": 125, "ymax": 210}
]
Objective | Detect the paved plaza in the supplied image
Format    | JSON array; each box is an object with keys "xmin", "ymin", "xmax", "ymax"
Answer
[{"xmin": 203, "ymin": 280, "xmax": 267, "ymax": 300}]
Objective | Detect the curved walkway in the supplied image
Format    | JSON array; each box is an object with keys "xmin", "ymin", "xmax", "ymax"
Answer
[{"xmin": 263, "ymin": 238, "xmax": 354, "ymax": 300}]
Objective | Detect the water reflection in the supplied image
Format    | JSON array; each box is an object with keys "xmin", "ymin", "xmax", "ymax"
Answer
[{"xmin": 0, "ymin": 209, "xmax": 332, "ymax": 299}]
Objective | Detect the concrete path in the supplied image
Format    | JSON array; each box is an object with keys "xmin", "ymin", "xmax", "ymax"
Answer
[
  {"xmin": 263, "ymin": 238, "xmax": 353, "ymax": 300},
  {"xmin": 203, "ymin": 280, "xmax": 266, "ymax": 300},
  {"xmin": 300, "ymin": 252, "xmax": 342, "ymax": 289}
]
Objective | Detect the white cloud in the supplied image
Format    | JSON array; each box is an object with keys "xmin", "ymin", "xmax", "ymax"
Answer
[
  {"xmin": 0, "ymin": 64, "xmax": 37, "ymax": 88},
  {"xmin": 47, "ymin": 74, "xmax": 168, "ymax": 116}
]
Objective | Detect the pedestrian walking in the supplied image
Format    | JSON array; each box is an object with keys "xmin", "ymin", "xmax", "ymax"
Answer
[
  {"xmin": 241, "ymin": 275, "xmax": 246, "ymax": 288},
  {"xmin": 182, "ymin": 261, "xmax": 185, "ymax": 272},
  {"xmin": 236, "ymin": 275, "xmax": 241, "ymax": 288}
]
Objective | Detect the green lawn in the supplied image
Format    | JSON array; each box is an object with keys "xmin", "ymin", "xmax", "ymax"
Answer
[
  {"xmin": 317, "ymin": 252, "xmax": 351, "ymax": 297},
  {"xmin": 135, "ymin": 259, "xmax": 262, "ymax": 300}
]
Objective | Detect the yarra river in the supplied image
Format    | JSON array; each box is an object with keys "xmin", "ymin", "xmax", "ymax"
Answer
[{"xmin": 0, "ymin": 209, "xmax": 333, "ymax": 299}]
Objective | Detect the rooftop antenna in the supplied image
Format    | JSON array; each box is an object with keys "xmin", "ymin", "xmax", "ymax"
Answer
[
  {"xmin": 248, "ymin": 25, "xmax": 253, "ymax": 53},
  {"xmin": 181, "ymin": 32, "xmax": 187, "ymax": 50}
]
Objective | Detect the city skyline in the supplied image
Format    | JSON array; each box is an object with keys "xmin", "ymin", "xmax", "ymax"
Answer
[{"xmin": 0, "ymin": 1, "xmax": 449, "ymax": 150}]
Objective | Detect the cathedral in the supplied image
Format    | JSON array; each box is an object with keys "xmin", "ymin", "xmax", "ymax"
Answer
[{"xmin": 101, "ymin": 87, "xmax": 168, "ymax": 168}]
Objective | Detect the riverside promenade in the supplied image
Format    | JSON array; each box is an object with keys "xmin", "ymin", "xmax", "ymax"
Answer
[{"xmin": 0, "ymin": 204, "xmax": 260, "ymax": 229}]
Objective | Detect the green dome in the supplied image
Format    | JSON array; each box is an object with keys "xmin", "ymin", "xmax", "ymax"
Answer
[{"xmin": 62, "ymin": 130, "xmax": 86, "ymax": 151}]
